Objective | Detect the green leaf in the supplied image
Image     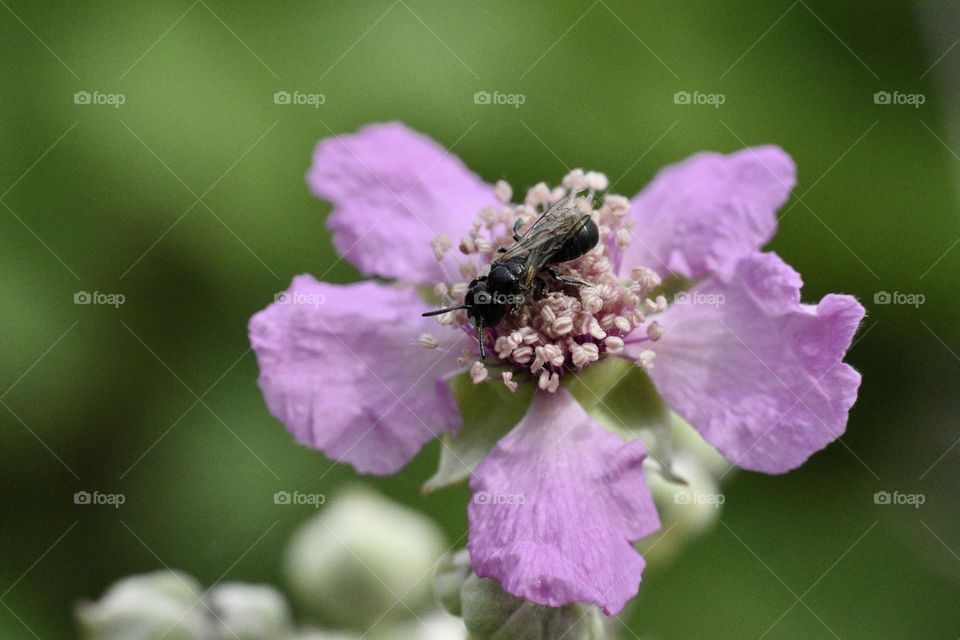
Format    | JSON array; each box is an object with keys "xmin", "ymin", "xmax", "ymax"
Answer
[
  {"xmin": 565, "ymin": 358, "xmax": 682, "ymax": 482},
  {"xmin": 565, "ymin": 358, "xmax": 668, "ymax": 431},
  {"xmin": 422, "ymin": 372, "xmax": 534, "ymax": 493}
]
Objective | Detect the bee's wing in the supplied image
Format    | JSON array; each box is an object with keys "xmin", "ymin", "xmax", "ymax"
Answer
[
  {"xmin": 498, "ymin": 193, "xmax": 592, "ymax": 288},
  {"xmin": 498, "ymin": 191, "xmax": 585, "ymax": 262}
]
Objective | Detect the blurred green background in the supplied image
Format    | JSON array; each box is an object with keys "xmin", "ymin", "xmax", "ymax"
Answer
[{"xmin": 2, "ymin": 1, "xmax": 959, "ymax": 638}]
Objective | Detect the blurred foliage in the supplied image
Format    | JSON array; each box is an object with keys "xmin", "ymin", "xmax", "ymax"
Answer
[{"xmin": 1, "ymin": 1, "xmax": 959, "ymax": 638}]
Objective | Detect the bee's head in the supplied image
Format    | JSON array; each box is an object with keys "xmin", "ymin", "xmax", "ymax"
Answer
[{"xmin": 465, "ymin": 278, "xmax": 506, "ymax": 326}]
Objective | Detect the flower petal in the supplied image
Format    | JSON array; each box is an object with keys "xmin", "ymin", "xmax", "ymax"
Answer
[
  {"xmin": 249, "ymin": 275, "xmax": 469, "ymax": 474},
  {"xmin": 467, "ymin": 388, "xmax": 660, "ymax": 615},
  {"xmin": 307, "ymin": 122, "xmax": 497, "ymax": 285},
  {"xmin": 636, "ymin": 252, "xmax": 864, "ymax": 474},
  {"xmin": 622, "ymin": 146, "xmax": 795, "ymax": 278}
]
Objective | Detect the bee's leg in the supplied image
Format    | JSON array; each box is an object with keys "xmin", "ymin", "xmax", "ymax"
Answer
[
  {"xmin": 512, "ymin": 218, "xmax": 524, "ymax": 242},
  {"xmin": 544, "ymin": 265, "xmax": 589, "ymax": 286},
  {"xmin": 533, "ymin": 276, "xmax": 549, "ymax": 300},
  {"xmin": 476, "ymin": 319, "xmax": 486, "ymax": 360}
]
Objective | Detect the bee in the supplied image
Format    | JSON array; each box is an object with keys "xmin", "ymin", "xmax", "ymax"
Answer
[{"xmin": 423, "ymin": 190, "xmax": 600, "ymax": 359}]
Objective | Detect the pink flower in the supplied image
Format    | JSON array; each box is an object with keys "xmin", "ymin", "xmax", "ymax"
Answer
[{"xmin": 248, "ymin": 122, "xmax": 864, "ymax": 615}]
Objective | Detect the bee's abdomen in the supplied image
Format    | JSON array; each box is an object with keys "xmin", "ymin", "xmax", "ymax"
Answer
[{"xmin": 550, "ymin": 219, "xmax": 600, "ymax": 263}]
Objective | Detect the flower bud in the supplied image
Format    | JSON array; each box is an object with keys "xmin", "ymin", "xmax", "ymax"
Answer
[
  {"xmin": 206, "ymin": 583, "xmax": 294, "ymax": 640},
  {"xmin": 285, "ymin": 484, "xmax": 446, "ymax": 630},
  {"xmin": 646, "ymin": 453, "xmax": 724, "ymax": 566},
  {"xmin": 75, "ymin": 570, "xmax": 209, "ymax": 640},
  {"xmin": 294, "ymin": 630, "xmax": 361, "ymax": 640},
  {"xmin": 460, "ymin": 574, "xmax": 610, "ymax": 640},
  {"xmin": 459, "ymin": 574, "xmax": 523, "ymax": 638},
  {"xmin": 434, "ymin": 550, "xmax": 471, "ymax": 616},
  {"xmin": 373, "ymin": 610, "xmax": 466, "ymax": 640},
  {"xmin": 671, "ymin": 414, "xmax": 730, "ymax": 477}
]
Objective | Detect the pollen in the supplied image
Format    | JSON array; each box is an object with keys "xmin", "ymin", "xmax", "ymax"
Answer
[{"xmin": 428, "ymin": 170, "xmax": 667, "ymax": 392}]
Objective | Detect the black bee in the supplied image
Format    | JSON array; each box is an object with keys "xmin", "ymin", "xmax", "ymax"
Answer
[{"xmin": 422, "ymin": 191, "xmax": 600, "ymax": 359}]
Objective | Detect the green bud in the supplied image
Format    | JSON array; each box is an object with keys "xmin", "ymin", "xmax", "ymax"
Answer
[
  {"xmin": 460, "ymin": 575, "xmax": 523, "ymax": 638},
  {"xmin": 434, "ymin": 550, "xmax": 472, "ymax": 616},
  {"xmin": 75, "ymin": 570, "xmax": 209, "ymax": 640},
  {"xmin": 370, "ymin": 611, "xmax": 467, "ymax": 640},
  {"xmin": 646, "ymin": 453, "xmax": 724, "ymax": 566},
  {"xmin": 460, "ymin": 575, "xmax": 610, "ymax": 640},
  {"xmin": 670, "ymin": 413, "xmax": 730, "ymax": 478},
  {"xmin": 285, "ymin": 484, "xmax": 447, "ymax": 630},
  {"xmin": 294, "ymin": 630, "xmax": 361, "ymax": 640},
  {"xmin": 206, "ymin": 583, "xmax": 294, "ymax": 640}
]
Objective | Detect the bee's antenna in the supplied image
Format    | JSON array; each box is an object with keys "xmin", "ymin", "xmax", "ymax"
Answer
[
  {"xmin": 421, "ymin": 305, "xmax": 467, "ymax": 317},
  {"xmin": 476, "ymin": 318, "xmax": 486, "ymax": 360}
]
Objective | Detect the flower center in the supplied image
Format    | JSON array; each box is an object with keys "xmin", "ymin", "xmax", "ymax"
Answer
[{"xmin": 425, "ymin": 170, "xmax": 662, "ymax": 393}]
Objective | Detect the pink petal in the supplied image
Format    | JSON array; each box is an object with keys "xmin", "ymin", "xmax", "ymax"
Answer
[
  {"xmin": 249, "ymin": 275, "xmax": 468, "ymax": 474},
  {"xmin": 636, "ymin": 252, "xmax": 865, "ymax": 474},
  {"xmin": 307, "ymin": 122, "xmax": 497, "ymax": 285},
  {"xmin": 467, "ymin": 389, "xmax": 660, "ymax": 615},
  {"xmin": 622, "ymin": 146, "xmax": 795, "ymax": 278}
]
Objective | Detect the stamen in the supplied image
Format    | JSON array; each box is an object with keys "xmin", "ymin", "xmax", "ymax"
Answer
[
  {"xmin": 647, "ymin": 321, "xmax": 663, "ymax": 341},
  {"xmin": 637, "ymin": 350, "xmax": 656, "ymax": 370},
  {"xmin": 419, "ymin": 334, "xmax": 438, "ymax": 349},
  {"xmin": 605, "ymin": 336, "xmax": 625, "ymax": 354},
  {"xmin": 425, "ymin": 172, "xmax": 671, "ymax": 388},
  {"xmin": 470, "ymin": 361, "xmax": 488, "ymax": 384},
  {"xmin": 525, "ymin": 182, "xmax": 552, "ymax": 207},
  {"xmin": 494, "ymin": 180, "xmax": 513, "ymax": 204},
  {"xmin": 432, "ymin": 235, "xmax": 451, "ymax": 261},
  {"xmin": 584, "ymin": 171, "xmax": 608, "ymax": 192}
]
